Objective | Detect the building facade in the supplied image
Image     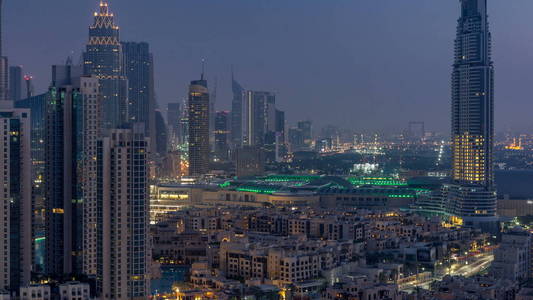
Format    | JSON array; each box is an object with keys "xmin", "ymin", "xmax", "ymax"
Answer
[{"xmin": 0, "ymin": 103, "xmax": 32, "ymax": 292}]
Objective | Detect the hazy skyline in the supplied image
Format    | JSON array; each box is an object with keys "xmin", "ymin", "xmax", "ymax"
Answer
[{"xmin": 5, "ymin": 0, "xmax": 533, "ymax": 133}]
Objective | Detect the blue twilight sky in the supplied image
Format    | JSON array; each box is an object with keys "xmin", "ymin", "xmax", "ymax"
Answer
[{"xmin": 4, "ymin": 0, "xmax": 533, "ymax": 133}]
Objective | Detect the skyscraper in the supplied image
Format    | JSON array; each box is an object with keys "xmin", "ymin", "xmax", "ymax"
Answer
[
  {"xmin": 15, "ymin": 93, "xmax": 47, "ymax": 273},
  {"xmin": 83, "ymin": 1, "xmax": 128, "ymax": 129},
  {"xmin": 0, "ymin": 0, "xmax": 32, "ymax": 292},
  {"xmin": 9, "ymin": 66, "xmax": 22, "ymax": 102},
  {"xmin": 155, "ymin": 109, "xmax": 168, "ymax": 155},
  {"xmin": 167, "ymin": 102, "xmax": 180, "ymax": 151},
  {"xmin": 447, "ymin": 0, "xmax": 497, "ymax": 230},
  {"xmin": 122, "ymin": 42, "xmax": 156, "ymax": 148},
  {"xmin": 0, "ymin": 105, "xmax": 32, "ymax": 292},
  {"xmin": 214, "ymin": 111, "xmax": 230, "ymax": 161},
  {"xmin": 45, "ymin": 65, "xmax": 101, "ymax": 276},
  {"xmin": 96, "ymin": 126, "xmax": 150, "ymax": 300},
  {"xmin": 188, "ymin": 76, "xmax": 210, "ymax": 177},
  {"xmin": 242, "ymin": 91, "xmax": 276, "ymax": 147},
  {"xmin": 0, "ymin": 0, "xmax": 8, "ymax": 102},
  {"xmin": 230, "ymin": 72, "xmax": 244, "ymax": 146}
]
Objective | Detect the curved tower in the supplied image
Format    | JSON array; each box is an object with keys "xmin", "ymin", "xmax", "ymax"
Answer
[{"xmin": 447, "ymin": 0, "xmax": 497, "ymax": 230}]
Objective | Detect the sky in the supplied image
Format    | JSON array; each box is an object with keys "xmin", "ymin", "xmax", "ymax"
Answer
[{"xmin": 4, "ymin": 0, "xmax": 533, "ymax": 133}]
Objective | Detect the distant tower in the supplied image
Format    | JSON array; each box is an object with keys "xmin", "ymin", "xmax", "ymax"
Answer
[
  {"xmin": 242, "ymin": 91, "xmax": 276, "ymax": 147},
  {"xmin": 83, "ymin": 1, "xmax": 128, "ymax": 129},
  {"xmin": 446, "ymin": 0, "xmax": 497, "ymax": 230},
  {"xmin": 96, "ymin": 126, "xmax": 150, "ymax": 300},
  {"xmin": 122, "ymin": 41, "xmax": 156, "ymax": 150},
  {"xmin": 230, "ymin": 70, "xmax": 244, "ymax": 146},
  {"xmin": 23, "ymin": 75, "xmax": 33, "ymax": 99},
  {"xmin": 0, "ymin": 0, "xmax": 8, "ymax": 101},
  {"xmin": 214, "ymin": 111, "xmax": 230, "ymax": 160},
  {"xmin": 167, "ymin": 102, "xmax": 180, "ymax": 151},
  {"xmin": 9, "ymin": 66, "xmax": 23, "ymax": 101},
  {"xmin": 188, "ymin": 72, "xmax": 210, "ymax": 177}
]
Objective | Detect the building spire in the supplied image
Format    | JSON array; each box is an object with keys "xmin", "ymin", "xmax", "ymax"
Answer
[
  {"xmin": 99, "ymin": 0, "xmax": 109, "ymax": 15},
  {"xmin": 201, "ymin": 59, "xmax": 206, "ymax": 80}
]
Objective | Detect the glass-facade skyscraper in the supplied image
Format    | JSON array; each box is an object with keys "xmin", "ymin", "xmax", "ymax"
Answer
[
  {"xmin": 83, "ymin": 1, "xmax": 128, "ymax": 129},
  {"xmin": 122, "ymin": 41, "xmax": 155, "ymax": 148},
  {"xmin": 45, "ymin": 65, "xmax": 101, "ymax": 276},
  {"xmin": 446, "ymin": 0, "xmax": 497, "ymax": 230},
  {"xmin": 231, "ymin": 73, "xmax": 244, "ymax": 146}
]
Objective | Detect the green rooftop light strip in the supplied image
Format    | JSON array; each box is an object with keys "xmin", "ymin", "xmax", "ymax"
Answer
[
  {"xmin": 236, "ymin": 187, "xmax": 278, "ymax": 194},
  {"xmin": 388, "ymin": 194, "xmax": 415, "ymax": 198},
  {"xmin": 348, "ymin": 177, "xmax": 408, "ymax": 186},
  {"xmin": 263, "ymin": 175, "xmax": 321, "ymax": 183}
]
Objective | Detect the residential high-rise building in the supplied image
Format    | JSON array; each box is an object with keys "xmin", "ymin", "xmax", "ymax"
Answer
[
  {"xmin": 9, "ymin": 66, "xmax": 22, "ymax": 102},
  {"xmin": 188, "ymin": 76, "xmax": 210, "ymax": 177},
  {"xmin": 15, "ymin": 93, "xmax": 47, "ymax": 273},
  {"xmin": 230, "ymin": 72, "xmax": 244, "ymax": 146},
  {"xmin": 214, "ymin": 111, "xmax": 230, "ymax": 161},
  {"xmin": 122, "ymin": 42, "xmax": 156, "ymax": 148},
  {"xmin": 83, "ymin": 1, "xmax": 128, "ymax": 129},
  {"xmin": 446, "ymin": 0, "xmax": 497, "ymax": 230},
  {"xmin": 96, "ymin": 126, "xmax": 150, "ymax": 300},
  {"xmin": 44, "ymin": 65, "xmax": 101, "ymax": 277},
  {"xmin": 0, "ymin": 103, "xmax": 32, "ymax": 292}
]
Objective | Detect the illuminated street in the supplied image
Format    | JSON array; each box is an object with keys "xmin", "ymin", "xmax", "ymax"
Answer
[{"xmin": 400, "ymin": 253, "xmax": 494, "ymax": 292}]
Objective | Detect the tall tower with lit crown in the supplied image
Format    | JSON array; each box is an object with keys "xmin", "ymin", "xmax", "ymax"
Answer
[
  {"xmin": 83, "ymin": 1, "xmax": 128, "ymax": 129},
  {"xmin": 446, "ymin": 0, "xmax": 497, "ymax": 230}
]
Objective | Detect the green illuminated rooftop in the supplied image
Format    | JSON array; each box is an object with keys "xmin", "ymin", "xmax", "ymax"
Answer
[
  {"xmin": 263, "ymin": 175, "xmax": 321, "ymax": 182},
  {"xmin": 348, "ymin": 177, "xmax": 408, "ymax": 186}
]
